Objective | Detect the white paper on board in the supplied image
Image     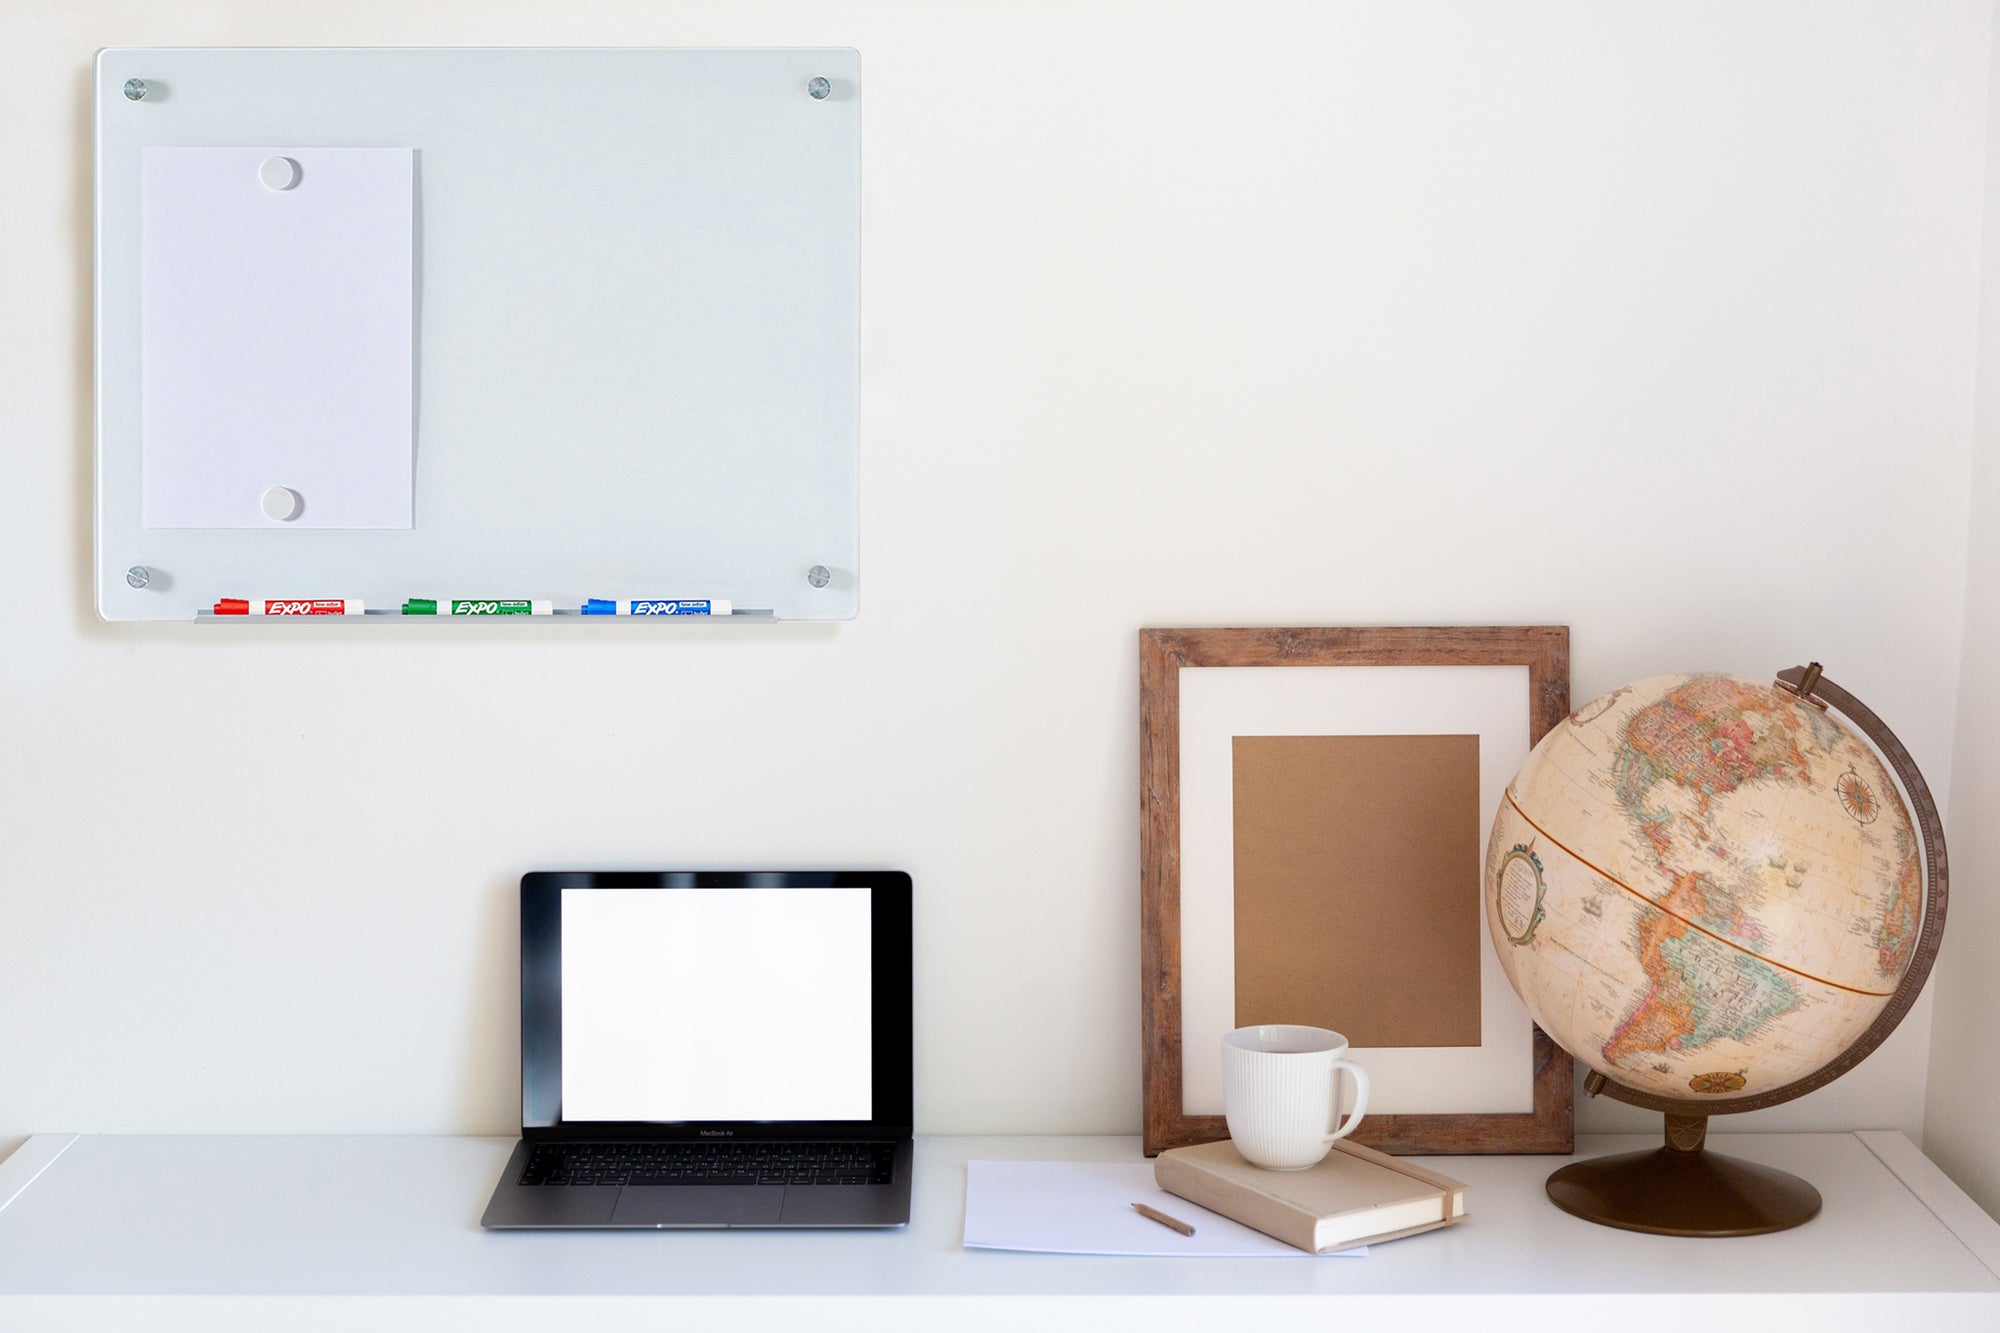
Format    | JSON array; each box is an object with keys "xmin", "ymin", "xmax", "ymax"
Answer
[{"xmin": 141, "ymin": 146, "xmax": 414, "ymax": 529}]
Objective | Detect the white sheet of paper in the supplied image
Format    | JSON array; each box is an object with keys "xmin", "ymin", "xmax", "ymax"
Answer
[
  {"xmin": 141, "ymin": 146, "xmax": 414, "ymax": 529},
  {"xmin": 962, "ymin": 1160, "xmax": 1366, "ymax": 1258}
]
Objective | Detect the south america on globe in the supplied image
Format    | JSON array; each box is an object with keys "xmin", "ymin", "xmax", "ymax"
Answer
[{"xmin": 1486, "ymin": 673, "xmax": 1923, "ymax": 1106}]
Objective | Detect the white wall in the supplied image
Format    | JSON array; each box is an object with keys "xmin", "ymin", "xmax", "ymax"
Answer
[
  {"xmin": 1, "ymin": 2, "xmax": 1989, "ymax": 1156},
  {"xmin": 1925, "ymin": 4, "xmax": 2000, "ymax": 1222}
]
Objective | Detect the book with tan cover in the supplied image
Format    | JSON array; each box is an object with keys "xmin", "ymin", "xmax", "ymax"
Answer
[{"xmin": 1154, "ymin": 1139, "xmax": 1469, "ymax": 1254}]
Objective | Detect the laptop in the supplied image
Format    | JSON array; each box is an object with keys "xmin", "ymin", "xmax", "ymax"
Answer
[{"xmin": 481, "ymin": 870, "xmax": 914, "ymax": 1229}]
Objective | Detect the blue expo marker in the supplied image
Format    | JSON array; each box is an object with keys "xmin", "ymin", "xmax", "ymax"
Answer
[{"xmin": 582, "ymin": 599, "xmax": 732, "ymax": 616}]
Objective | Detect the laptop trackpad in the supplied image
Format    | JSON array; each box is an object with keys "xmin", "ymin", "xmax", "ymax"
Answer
[{"xmin": 612, "ymin": 1186, "xmax": 786, "ymax": 1226}]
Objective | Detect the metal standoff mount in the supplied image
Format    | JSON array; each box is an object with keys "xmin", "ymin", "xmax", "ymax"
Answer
[
  {"xmin": 125, "ymin": 565, "xmax": 152, "ymax": 589},
  {"xmin": 261, "ymin": 486, "xmax": 304, "ymax": 520},
  {"xmin": 122, "ymin": 78, "xmax": 149, "ymax": 101},
  {"xmin": 807, "ymin": 76, "xmax": 832, "ymax": 100},
  {"xmin": 258, "ymin": 157, "xmax": 302, "ymax": 192}
]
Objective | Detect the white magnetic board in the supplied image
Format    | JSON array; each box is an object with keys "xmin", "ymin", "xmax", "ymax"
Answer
[{"xmin": 95, "ymin": 48, "xmax": 860, "ymax": 621}]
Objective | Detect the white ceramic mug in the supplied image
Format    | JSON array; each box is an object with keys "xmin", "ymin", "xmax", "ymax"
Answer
[{"xmin": 1222, "ymin": 1025, "xmax": 1372, "ymax": 1170}]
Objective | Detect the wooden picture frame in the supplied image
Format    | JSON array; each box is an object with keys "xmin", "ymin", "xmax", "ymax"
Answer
[{"xmin": 1140, "ymin": 626, "xmax": 1573, "ymax": 1156}]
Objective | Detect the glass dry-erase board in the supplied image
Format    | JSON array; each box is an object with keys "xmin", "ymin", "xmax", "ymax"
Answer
[{"xmin": 94, "ymin": 47, "xmax": 859, "ymax": 621}]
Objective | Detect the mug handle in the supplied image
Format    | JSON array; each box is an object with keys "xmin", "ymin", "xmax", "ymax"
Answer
[{"xmin": 1322, "ymin": 1059, "xmax": 1371, "ymax": 1144}]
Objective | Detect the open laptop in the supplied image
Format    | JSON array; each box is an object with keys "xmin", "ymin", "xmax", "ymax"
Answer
[{"xmin": 482, "ymin": 870, "xmax": 914, "ymax": 1229}]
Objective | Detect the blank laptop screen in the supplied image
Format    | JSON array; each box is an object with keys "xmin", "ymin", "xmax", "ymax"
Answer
[{"xmin": 559, "ymin": 887, "xmax": 874, "ymax": 1123}]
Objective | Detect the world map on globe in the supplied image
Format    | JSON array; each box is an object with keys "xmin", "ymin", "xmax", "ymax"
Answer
[{"xmin": 1486, "ymin": 673, "xmax": 1923, "ymax": 1103}]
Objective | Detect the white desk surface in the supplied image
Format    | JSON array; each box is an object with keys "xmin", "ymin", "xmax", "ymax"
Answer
[{"xmin": 0, "ymin": 1131, "xmax": 1995, "ymax": 1331}]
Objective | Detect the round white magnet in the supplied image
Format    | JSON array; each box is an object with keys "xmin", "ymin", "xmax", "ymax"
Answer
[
  {"xmin": 261, "ymin": 486, "xmax": 303, "ymax": 521},
  {"xmin": 259, "ymin": 156, "xmax": 301, "ymax": 191}
]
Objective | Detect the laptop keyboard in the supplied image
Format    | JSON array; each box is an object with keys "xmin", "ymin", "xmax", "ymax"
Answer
[{"xmin": 519, "ymin": 1141, "xmax": 895, "ymax": 1187}]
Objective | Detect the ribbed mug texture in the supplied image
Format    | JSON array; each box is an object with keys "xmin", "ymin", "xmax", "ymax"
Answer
[{"xmin": 1222, "ymin": 1025, "xmax": 1370, "ymax": 1170}]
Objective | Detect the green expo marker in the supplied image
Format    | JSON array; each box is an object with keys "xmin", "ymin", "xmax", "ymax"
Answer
[{"xmin": 401, "ymin": 599, "xmax": 554, "ymax": 616}]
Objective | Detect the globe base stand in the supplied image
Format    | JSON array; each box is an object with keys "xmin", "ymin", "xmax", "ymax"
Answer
[{"xmin": 1546, "ymin": 1113, "xmax": 1822, "ymax": 1237}]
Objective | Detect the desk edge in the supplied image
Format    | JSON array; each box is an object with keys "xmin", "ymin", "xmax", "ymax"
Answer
[
  {"xmin": 0, "ymin": 1135, "xmax": 78, "ymax": 1214},
  {"xmin": 1858, "ymin": 1131, "xmax": 2000, "ymax": 1279}
]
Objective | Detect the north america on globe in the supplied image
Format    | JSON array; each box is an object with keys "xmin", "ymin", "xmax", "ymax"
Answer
[{"xmin": 1486, "ymin": 674, "xmax": 1923, "ymax": 1103}]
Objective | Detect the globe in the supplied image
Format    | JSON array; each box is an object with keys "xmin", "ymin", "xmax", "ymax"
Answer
[{"xmin": 1484, "ymin": 665, "xmax": 1947, "ymax": 1235}]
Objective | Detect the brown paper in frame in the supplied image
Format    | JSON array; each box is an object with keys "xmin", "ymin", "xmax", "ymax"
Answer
[{"xmin": 1232, "ymin": 734, "xmax": 1482, "ymax": 1048}]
